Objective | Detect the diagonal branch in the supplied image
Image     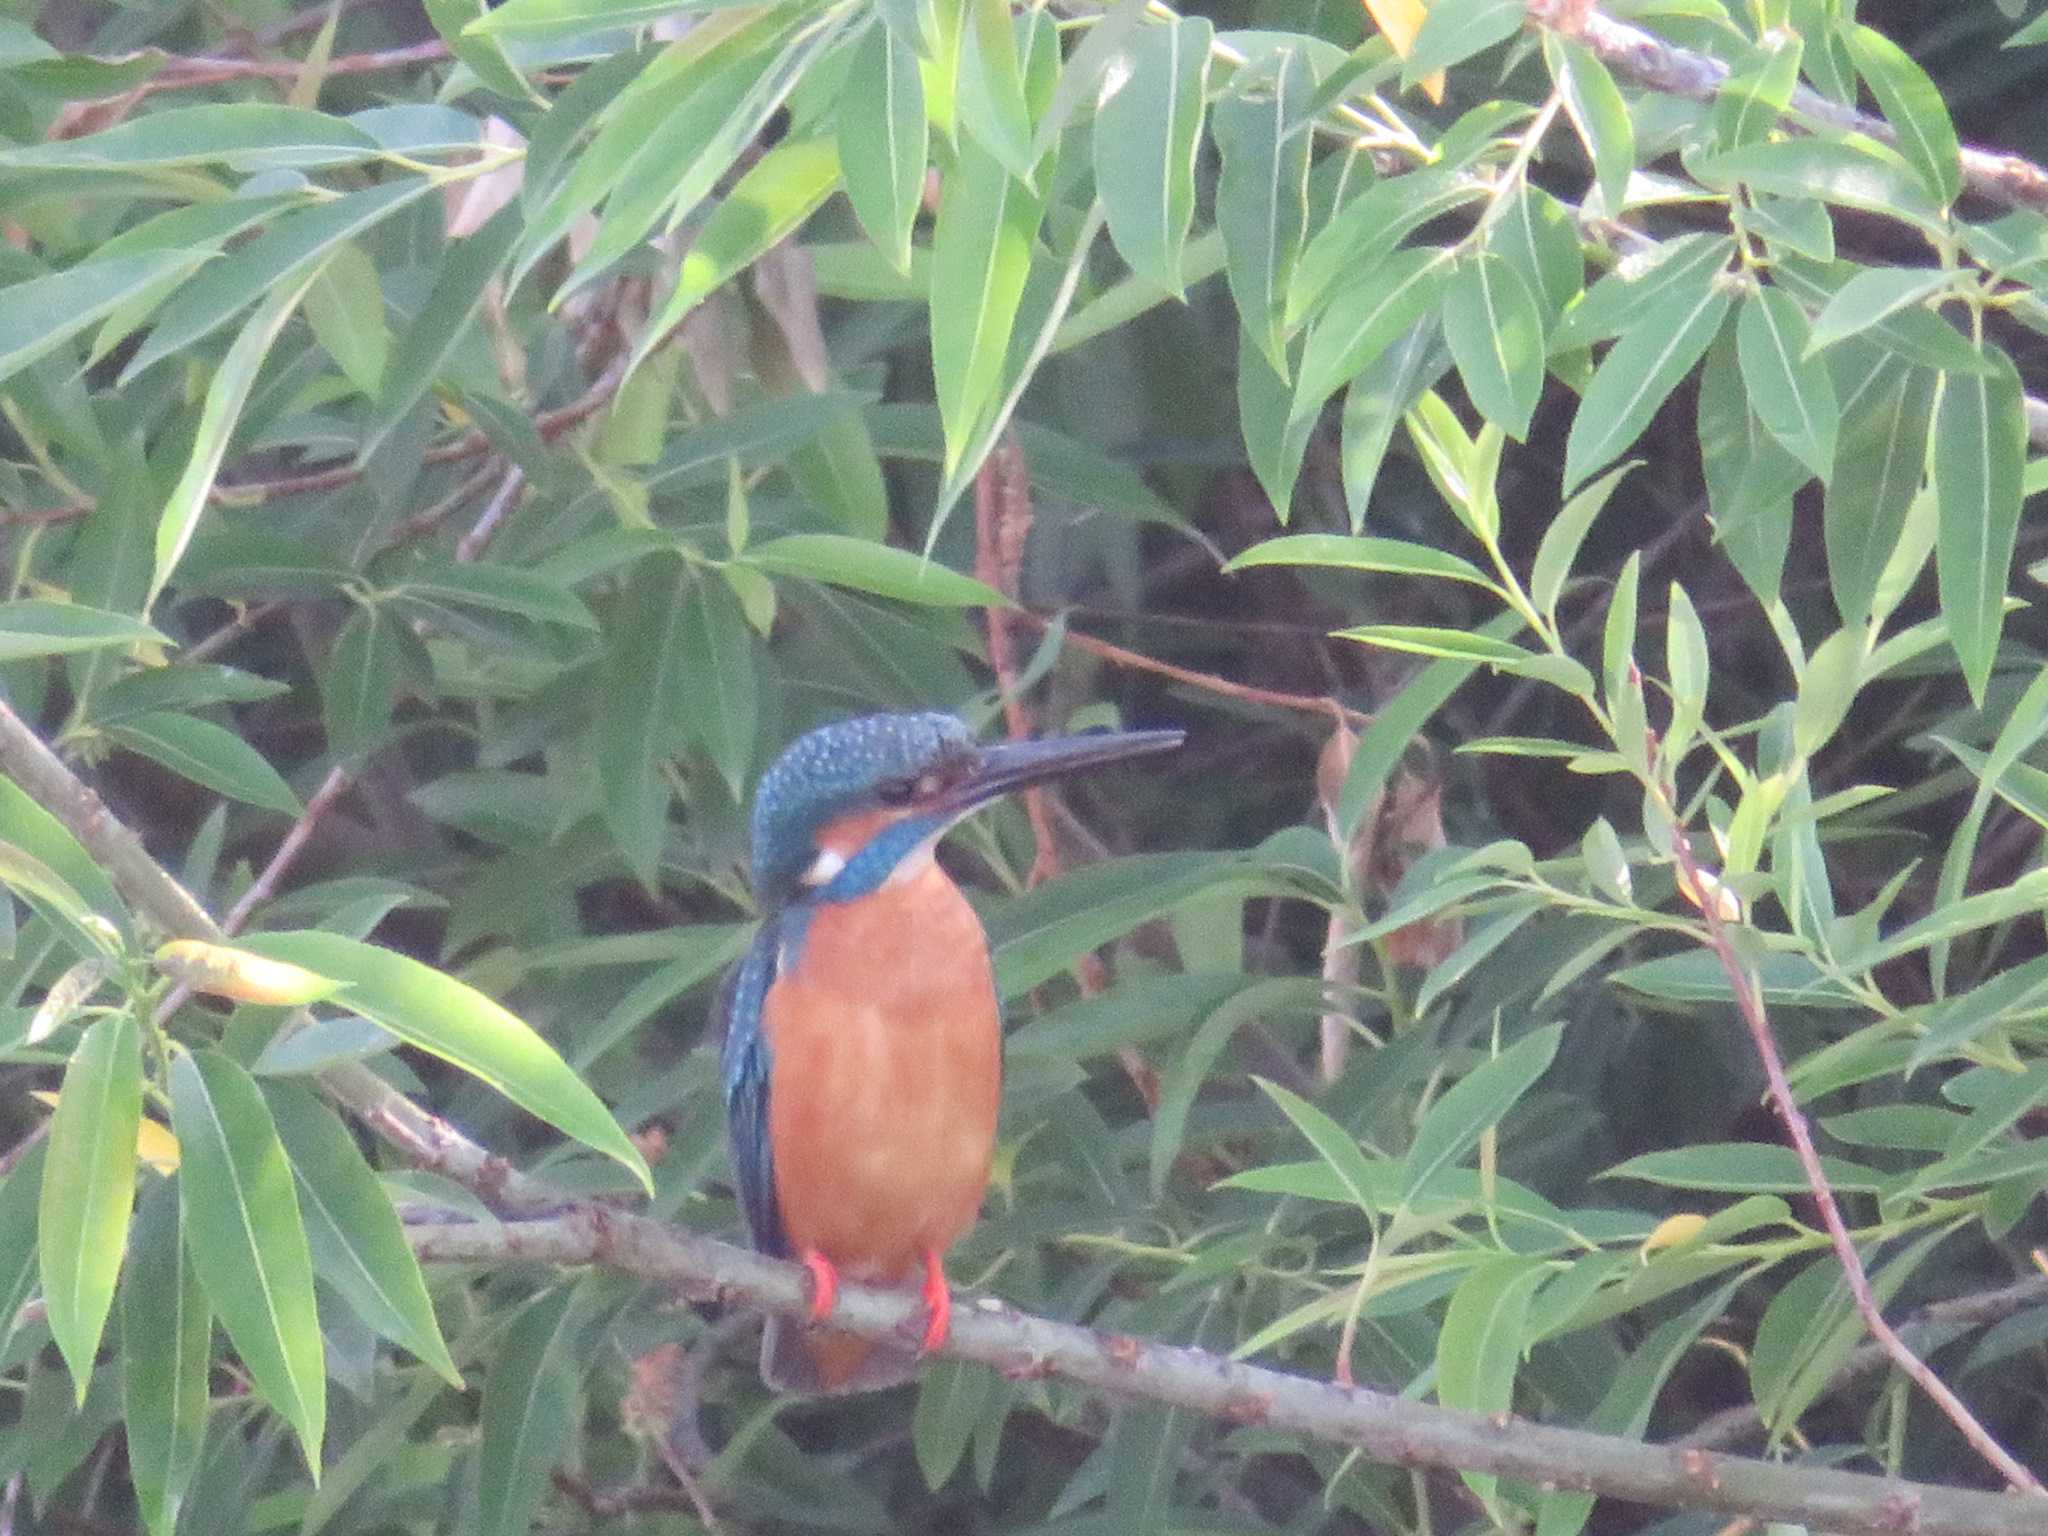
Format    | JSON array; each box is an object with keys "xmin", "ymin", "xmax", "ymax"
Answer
[
  {"xmin": 1526, "ymin": 0, "xmax": 2048, "ymax": 214},
  {"xmin": 405, "ymin": 1208, "xmax": 2045, "ymax": 1536}
]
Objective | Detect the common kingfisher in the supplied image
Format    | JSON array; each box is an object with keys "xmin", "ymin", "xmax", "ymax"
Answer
[{"xmin": 720, "ymin": 711, "xmax": 1183, "ymax": 1392}]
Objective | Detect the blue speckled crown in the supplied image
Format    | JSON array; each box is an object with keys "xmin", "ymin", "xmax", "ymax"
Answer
[{"xmin": 750, "ymin": 712, "xmax": 975, "ymax": 905}]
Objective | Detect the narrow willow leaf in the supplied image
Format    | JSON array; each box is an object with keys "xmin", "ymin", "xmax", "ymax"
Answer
[
  {"xmin": 359, "ymin": 200, "xmax": 521, "ymax": 462},
  {"xmin": 1442, "ymin": 251, "xmax": 1545, "ymax": 440},
  {"xmin": 914, "ymin": 1359, "xmax": 997, "ymax": 1489},
  {"xmin": 1095, "ymin": 16, "xmax": 1210, "ymax": 297},
  {"xmin": 40, "ymin": 1012, "xmax": 141, "ymax": 1400},
  {"xmin": 1436, "ymin": 1257, "xmax": 1547, "ymax": 1503},
  {"xmin": 170, "ymin": 1049, "xmax": 325, "ymax": 1473},
  {"xmin": 745, "ymin": 534, "xmax": 1006, "ymax": 606},
  {"xmin": 1845, "ymin": 23, "xmax": 1961, "ymax": 206},
  {"xmin": 955, "ymin": 0, "xmax": 1032, "ymax": 177},
  {"xmin": 477, "ymin": 1287, "xmax": 580, "ymax": 1536},
  {"xmin": 1293, "ymin": 246, "xmax": 1446, "ymax": 420},
  {"xmin": 301, "ymin": 240, "xmax": 388, "ymax": 399},
  {"xmin": 1530, "ymin": 461, "xmax": 1634, "ymax": 620},
  {"xmin": 232, "ymin": 930, "xmax": 654, "ymax": 1193},
  {"xmin": 149, "ymin": 261, "xmax": 334, "ymax": 611},
  {"xmin": 0, "ymin": 777, "xmax": 130, "ymax": 943},
  {"xmin": 0, "ymin": 250, "xmax": 207, "ymax": 389},
  {"xmin": 1824, "ymin": 347, "xmax": 1933, "ymax": 626},
  {"xmin": 0, "ymin": 1141, "xmax": 44, "ymax": 1364},
  {"xmin": 1550, "ymin": 233, "xmax": 1734, "ymax": 352},
  {"xmin": 124, "ymin": 179, "xmax": 431, "ymax": 383},
  {"xmin": 1735, "ymin": 285, "xmax": 1838, "ymax": 478},
  {"xmin": 1339, "ymin": 319, "xmax": 1447, "ymax": 527},
  {"xmin": 675, "ymin": 570, "xmax": 757, "ymax": 798},
  {"xmin": 264, "ymin": 1082, "xmax": 460, "ymax": 1386},
  {"xmin": 930, "ymin": 138, "xmax": 1044, "ymax": 469},
  {"xmin": 321, "ymin": 607, "xmax": 402, "ymax": 761},
  {"xmin": 1697, "ymin": 324, "xmax": 1802, "ymax": 605},
  {"xmin": 1240, "ymin": 328, "xmax": 1314, "ymax": 516},
  {"xmin": 1291, "ymin": 166, "xmax": 1484, "ymax": 328},
  {"xmin": 104, "ymin": 711, "xmax": 302, "ymax": 815},
  {"xmin": 635, "ymin": 136, "xmax": 842, "ymax": 371},
  {"xmin": 1933, "ymin": 346, "xmax": 2026, "ymax": 705},
  {"xmin": 1225, "ymin": 533, "xmax": 1500, "ymax": 590},
  {"xmin": 0, "ymin": 600, "xmax": 167, "ymax": 662},
  {"xmin": 1401, "ymin": 1023, "xmax": 1563, "ymax": 1201},
  {"xmin": 1254, "ymin": 1077, "xmax": 1382, "ymax": 1213},
  {"xmin": 1213, "ymin": 47, "xmax": 1311, "ymax": 376},
  {"xmin": 1804, "ymin": 265, "xmax": 1958, "ymax": 356},
  {"xmin": 1547, "ymin": 36, "xmax": 1632, "ymax": 216},
  {"xmin": 122, "ymin": 1180, "xmax": 211, "ymax": 1536},
  {"xmin": 1563, "ymin": 274, "xmax": 1729, "ymax": 490},
  {"xmin": 1695, "ymin": 138, "xmax": 1942, "ymax": 234},
  {"xmin": 598, "ymin": 551, "xmax": 689, "ymax": 886},
  {"xmin": 839, "ymin": 23, "xmax": 927, "ymax": 274}
]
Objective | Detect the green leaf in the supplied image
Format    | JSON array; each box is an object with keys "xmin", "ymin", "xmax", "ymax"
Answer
[
  {"xmin": 1530, "ymin": 461, "xmax": 1634, "ymax": 620},
  {"xmin": 1548, "ymin": 36, "xmax": 1633, "ymax": 216},
  {"xmin": 321, "ymin": 607, "xmax": 403, "ymax": 761},
  {"xmin": 1605, "ymin": 1142, "xmax": 1885, "ymax": 1193},
  {"xmin": 929, "ymin": 136, "xmax": 1045, "ymax": 471},
  {"xmin": 359, "ymin": 200, "xmax": 522, "ymax": 463},
  {"xmin": 301, "ymin": 241, "xmax": 389, "ymax": 399},
  {"xmin": 1693, "ymin": 138, "xmax": 1942, "ymax": 234},
  {"xmin": 0, "ymin": 102, "xmax": 383, "ymax": 171},
  {"xmin": 1293, "ymin": 247, "xmax": 1447, "ymax": 421},
  {"xmin": 1225, "ymin": 533, "xmax": 1500, "ymax": 590},
  {"xmin": 1151, "ymin": 978, "xmax": 1317, "ymax": 1198},
  {"xmin": 169, "ymin": 1049, "xmax": 325, "ymax": 1473},
  {"xmin": 0, "ymin": 599, "xmax": 167, "ymax": 662},
  {"xmin": 0, "ymin": 250, "xmax": 209, "ymax": 389},
  {"xmin": 0, "ymin": 18, "xmax": 58, "ymax": 67},
  {"xmin": 396, "ymin": 561, "xmax": 600, "ymax": 632},
  {"xmin": 0, "ymin": 776, "xmax": 130, "ymax": 943},
  {"xmin": 676, "ymin": 570, "xmax": 757, "ymax": 798},
  {"xmin": 955, "ymin": 0, "xmax": 1033, "ymax": 178},
  {"xmin": 1933, "ymin": 346, "xmax": 2026, "ymax": 705},
  {"xmin": 914, "ymin": 1359, "xmax": 997, "ymax": 1489},
  {"xmin": 1436, "ymin": 1257, "xmax": 1547, "ymax": 1503},
  {"xmin": 1824, "ymin": 347, "xmax": 1934, "ymax": 626},
  {"xmin": 1096, "ymin": 16, "xmax": 1210, "ymax": 298},
  {"xmin": 1333, "ymin": 626, "xmax": 1567, "ymax": 681},
  {"xmin": 121, "ymin": 1179, "xmax": 212, "ymax": 1536},
  {"xmin": 839, "ymin": 23, "xmax": 927, "ymax": 274},
  {"xmin": 1407, "ymin": 0, "xmax": 1526, "ymax": 82},
  {"xmin": 1291, "ymin": 166, "xmax": 1485, "ymax": 329},
  {"xmin": 1697, "ymin": 323, "xmax": 1803, "ymax": 605},
  {"xmin": 1442, "ymin": 250, "xmax": 1546, "ymax": 441},
  {"xmin": 598, "ymin": 552, "xmax": 688, "ymax": 887},
  {"xmin": 1551, "ymin": 233, "xmax": 1734, "ymax": 352},
  {"xmin": 1213, "ymin": 48, "xmax": 1311, "ymax": 377},
  {"xmin": 1736, "ymin": 285, "xmax": 1837, "ymax": 479},
  {"xmin": 1254, "ymin": 1076, "xmax": 1383, "ymax": 1213},
  {"xmin": 104, "ymin": 711, "xmax": 301, "ymax": 815},
  {"xmin": 631, "ymin": 136, "xmax": 842, "ymax": 377},
  {"xmin": 0, "ymin": 1141, "xmax": 45, "ymax": 1362},
  {"xmin": 232, "ymin": 931, "xmax": 654, "ymax": 1193},
  {"xmin": 745, "ymin": 534, "xmax": 1006, "ymax": 606},
  {"xmin": 1401, "ymin": 1023, "xmax": 1562, "ymax": 1201},
  {"xmin": 1804, "ymin": 265, "xmax": 1959, "ymax": 355},
  {"xmin": 124, "ymin": 180, "xmax": 432, "ymax": 385},
  {"xmin": 1240, "ymin": 327, "xmax": 1315, "ymax": 516},
  {"xmin": 264, "ymin": 1081, "xmax": 461, "ymax": 1386},
  {"xmin": 1845, "ymin": 23, "xmax": 1961, "ymax": 206},
  {"xmin": 148, "ymin": 259, "xmax": 337, "ymax": 611},
  {"xmin": 1564, "ymin": 274, "xmax": 1730, "ymax": 491},
  {"xmin": 1339, "ymin": 319, "xmax": 1445, "ymax": 528},
  {"xmin": 476, "ymin": 1287, "xmax": 580, "ymax": 1536},
  {"xmin": 39, "ymin": 1011, "xmax": 141, "ymax": 1399}
]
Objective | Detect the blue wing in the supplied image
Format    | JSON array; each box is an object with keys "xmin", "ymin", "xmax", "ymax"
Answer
[{"xmin": 718, "ymin": 919, "xmax": 787, "ymax": 1258}]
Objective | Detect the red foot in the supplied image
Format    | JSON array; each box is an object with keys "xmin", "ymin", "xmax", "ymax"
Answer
[
  {"xmin": 800, "ymin": 1249, "xmax": 840, "ymax": 1323},
  {"xmin": 918, "ymin": 1248, "xmax": 951, "ymax": 1354}
]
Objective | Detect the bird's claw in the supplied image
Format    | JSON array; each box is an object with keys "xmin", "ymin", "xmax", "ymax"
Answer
[
  {"xmin": 800, "ymin": 1249, "xmax": 839, "ymax": 1323},
  {"xmin": 918, "ymin": 1249, "xmax": 951, "ymax": 1355}
]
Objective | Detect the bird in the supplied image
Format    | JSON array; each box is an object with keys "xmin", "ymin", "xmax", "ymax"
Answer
[{"xmin": 719, "ymin": 710, "xmax": 1184, "ymax": 1393}]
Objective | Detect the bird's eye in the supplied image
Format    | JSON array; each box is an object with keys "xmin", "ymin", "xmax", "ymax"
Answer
[{"xmin": 875, "ymin": 775, "xmax": 920, "ymax": 805}]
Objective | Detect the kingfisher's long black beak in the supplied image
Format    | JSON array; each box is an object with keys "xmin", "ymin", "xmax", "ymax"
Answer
[{"xmin": 944, "ymin": 727, "xmax": 1185, "ymax": 813}]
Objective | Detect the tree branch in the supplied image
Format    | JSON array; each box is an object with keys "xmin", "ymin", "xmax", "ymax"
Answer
[
  {"xmin": 1525, "ymin": 0, "xmax": 2048, "ymax": 214},
  {"xmin": 405, "ymin": 1209, "xmax": 2044, "ymax": 1536}
]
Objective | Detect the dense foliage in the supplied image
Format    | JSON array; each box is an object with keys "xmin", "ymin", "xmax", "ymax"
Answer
[{"xmin": 1, "ymin": 0, "xmax": 2047, "ymax": 1530}]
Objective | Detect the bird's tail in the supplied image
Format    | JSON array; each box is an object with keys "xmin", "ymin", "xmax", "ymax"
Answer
[{"xmin": 760, "ymin": 1315, "xmax": 923, "ymax": 1395}]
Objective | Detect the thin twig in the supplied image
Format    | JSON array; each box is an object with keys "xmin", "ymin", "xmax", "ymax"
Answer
[
  {"xmin": 455, "ymin": 465, "xmax": 526, "ymax": 563},
  {"xmin": 405, "ymin": 1209, "xmax": 2046, "ymax": 1536},
  {"xmin": 1665, "ymin": 817, "xmax": 2044, "ymax": 1496},
  {"xmin": 1017, "ymin": 610, "xmax": 1369, "ymax": 728}
]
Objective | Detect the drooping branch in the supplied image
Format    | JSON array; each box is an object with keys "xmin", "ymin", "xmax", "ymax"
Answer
[{"xmin": 405, "ymin": 1208, "xmax": 2043, "ymax": 1536}]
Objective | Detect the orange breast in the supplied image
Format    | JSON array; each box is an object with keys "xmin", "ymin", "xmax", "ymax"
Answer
[{"xmin": 763, "ymin": 861, "xmax": 1003, "ymax": 1285}]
